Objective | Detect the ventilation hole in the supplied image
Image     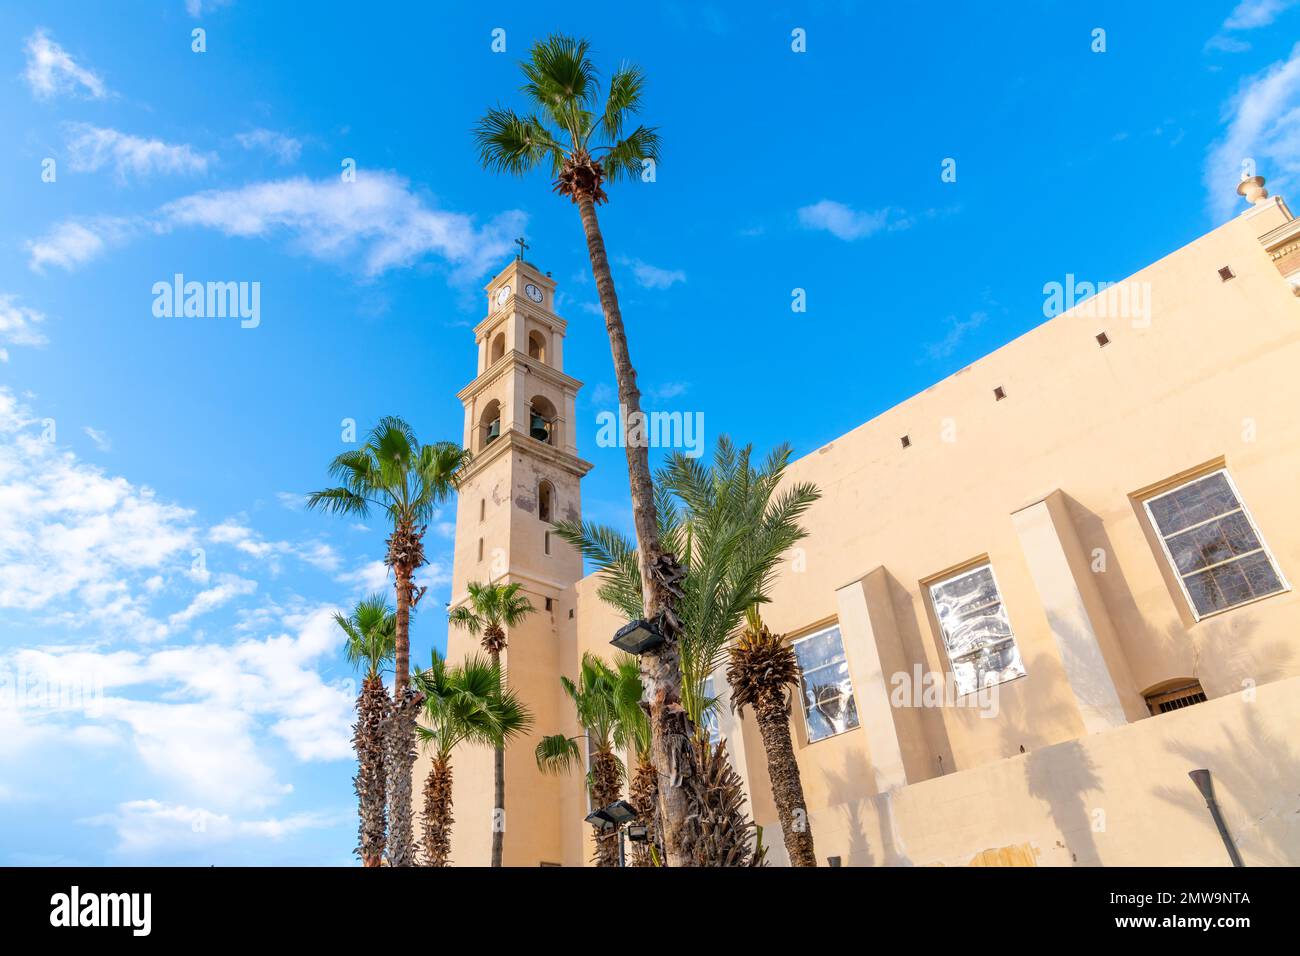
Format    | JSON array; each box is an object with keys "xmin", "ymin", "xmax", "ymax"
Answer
[
  {"xmin": 1218, "ymin": 266, "xmax": 1235, "ymax": 282},
  {"xmin": 568, "ymin": 608, "xmax": 574, "ymax": 619},
  {"xmin": 900, "ymin": 435, "xmax": 911, "ymax": 449},
  {"xmin": 993, "ymin": 386, "xmax": 1007, "ymax": 401},
  {"xmin": 1096, "ymin": 332, "xmax": 1110, "ymax": 347},
  {"xmin": 544, "ymin": 597, "xmax": 553, "ymax": 612}
]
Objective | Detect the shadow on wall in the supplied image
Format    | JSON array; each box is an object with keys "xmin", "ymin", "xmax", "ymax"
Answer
[
  {"xmin": 1000, "ymin": 649, "xmax": 1103, "ymax": 866},
  {"xmin": 1151, "ymin": 701, "xmax": 1300, "ymax": 866},
  {"xmin": 821, "ymin": 749, "xmax": 914, "ymax": 867}
]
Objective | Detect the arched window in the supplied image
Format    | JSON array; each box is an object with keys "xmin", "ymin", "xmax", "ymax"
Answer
[
  {"xmin": 528, "ymin": 329, "xmax": 547, "ymax": 364},
  {"xmin": 538, "ymin": 480, "xmax": 554, "ymax": 522},
  {"xmin": 528, "ymin": 395, "xmax": 558, "ymax": 446},
  {"xmin": 489, "ymin": 332, "xmax": 506, "ymax": 364},
  {"xmin": 479, "ymin": 399, "xmax": 501, "ymax": 450}
]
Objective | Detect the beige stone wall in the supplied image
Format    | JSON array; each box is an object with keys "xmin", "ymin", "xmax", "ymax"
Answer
[
  {"xmin": 557, "ymin": 201, "xmax": 1300, "ymax": 865},
  {"xmin": 762, "ymin": 676, "xmax": 1300, "ymax": 867}
]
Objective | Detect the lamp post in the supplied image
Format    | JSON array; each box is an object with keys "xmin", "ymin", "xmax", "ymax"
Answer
[
  {"xmin": 1188, "ymin": 769, "xmax": 1244, "ymax": 867},
  {"xmin": 584, "ymin": 799, "xmax": 643, "ymax": 867}
]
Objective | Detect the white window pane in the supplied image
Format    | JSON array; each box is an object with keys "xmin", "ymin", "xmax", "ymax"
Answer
[
  {"xmin": 930, "ymin": 563, "xmax": 1025, "ymax": 696},
  {"xmin": 793, "ymin": 627, "xmax": 858, "ymax": 742}
]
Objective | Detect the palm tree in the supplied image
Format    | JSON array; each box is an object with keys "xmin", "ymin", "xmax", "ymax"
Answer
[
  {"xmin": 474, "ymin": 35, "xmax": 697, "ymax": 866},
  {"xmin": 727, "ymin": 607, "xmax": 817, "ymax": 866},
  {"xmin": 413, "ymin": 651, "xmax": 532, "ymax": 866},
  {"xmin": 447, "ymin": 579, "xmax": 535, "ymax": 867},
  {"xmin": 554, "ymin": 436, "xmax": 819, "ymax": 865},
  {"xmin": 535, "ymin": 653, "xmax": 642, "ymax": 866},
  {"xmin": 308, "ymin": 416, "xmax": 470, "ymax": 866},
  {"xmin": 335, "ymin": 594, "xmax": 396, "ymax": 867}
]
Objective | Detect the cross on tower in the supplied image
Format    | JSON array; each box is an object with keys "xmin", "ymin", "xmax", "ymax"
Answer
[{"xmin": 514, "ymin": 236, "xmax": 530, "ymax": 261}]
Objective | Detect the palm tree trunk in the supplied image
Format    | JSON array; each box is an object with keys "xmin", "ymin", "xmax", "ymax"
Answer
[
  {"xmin": 488, "ymin": 644, "xmax": 505, "ymax": 867},
  {"xmin": 392, "ymin": 562, "xmax": 412, "ymax": 694},
  {"xmin": 355, "ymin": 674, "xmax": 390, "ymax": 867},
  {"xmin": 422, "ymin": 754, "xmax": 454, "ymax": 867},
  {"xmin": 384, "ymin": 686, "xmax": 421, "ymax": 866},
  {"xmin": 589, "ymin": 748, "xmax": 623, "ymax": 867},
  {"xmin": 628, "ymin": 752, "xmax": 660, "ymax": 866},
  {"xmin": 576, "ymin": 195, "xmax": 695, "ymax": 868},
  {"xmin": 755, "ymin": 708, "xmax": 817, "ymax": 866}
]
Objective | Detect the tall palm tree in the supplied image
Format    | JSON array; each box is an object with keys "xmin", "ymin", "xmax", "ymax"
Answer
[
  {"xmin": 727, "ymin": 607, "xmax": 817, "ymax": 867},
  {"xmin": 335, "ymin": 594, "xmax": 396, "ymax": 867},
  {"xmin": 413, "ymin": 651, "xmax": 532, "ymax": 867},
  {"xmin": 474, "ymin": 35, "xmax": 697, "ymax": 866},
  {"xmin": 308, "ymin": 416, "xmax": 470, "ymax": 866},
  {"xmin": 447, "ymin": 579, "xmax": 535, "ymax": 867},
  {"xmin": 554, "ymin": 436, "xmax": 819, "ymax": 865},
  {"xmin": 535, "ymin": 652, "xmax": 642, "ymax": 866}
]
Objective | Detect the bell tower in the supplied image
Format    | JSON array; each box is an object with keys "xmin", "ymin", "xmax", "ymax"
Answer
[{"xmin": 442, "ymin": 252, "xmax": 592, "ymax": 866}]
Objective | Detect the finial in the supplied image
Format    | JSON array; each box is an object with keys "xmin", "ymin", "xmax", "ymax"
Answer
[
  {"xmin": 514, "ymin": 236, "xmax": 530, "ymax": 260},
  {"xmin": 1237, "ymin": 175, "xmax": 1269, "ymax": 207}
]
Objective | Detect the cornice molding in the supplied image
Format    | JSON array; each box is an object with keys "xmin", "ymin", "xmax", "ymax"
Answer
[
  {"xmin": 455, "ymin": 428, "xmax": 593, "ymax": 485},
  {"xmin": 457, "ymin": 350, "xmax": 583, "ymax": 404}
]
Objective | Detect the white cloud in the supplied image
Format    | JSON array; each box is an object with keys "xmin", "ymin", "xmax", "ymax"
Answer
[
  {"xmin": 648, "ymin": 381, "xmax": 689, "ymax": 400},
  {"xmin": 924, "ymin": 311, "xmax": 988, "ymax": 360},
  {"xmin": 0, "ymin": 295, "xmax": 49, "ymax": 362},
  {"xmin": 85, "ymin": 799, "xmax": 337, "ymax": 857},
  {"xmin": 82, "ymin": 426, "xmax": 111, "ymax": 452},
  {"xmin": 236, "ymin": 129, "xmax": 302, "ymax": 164},
  {"xmin": 617, "ymin": 256, "xmax": 686, "ymax": 289},
  {"xmin": 23, "ymin": 29, "xmax": 109, "ymax": 100},
  {"xmin": 0, "ymin": 390, "xmax": 194, "ymax": 633},
  {"xmin": 26, "ymin": 216, "xmax": 138, "ymax": 273},
  {"xmin": 797, "ymin": 200, "xmax": 904, "ymax": 241},
  {"xmin": 185, "ymin": 0, "xmax": 233, "ymax": 17},
  {"xmin": 31, "ymin": 173, "xmax": 527, "ymax": 280},
  {"xmin": 66, "ymin": 124, "xmax": 211, "ymax": 182},
  {"xmin": 1205, "ymin": 44, "xmax": 1300, "ymax": 220},
  {"xmin": 161, "ymin": 172, "xmax": 527, "ymax": 278},
  {"xmin": 209, "ymin": 518, "xmax": 341, "ymax": 574},
  {"xmin": 1225, "ymin": 0, "xmax": 1298, "ymax": 29},
  {"xmin": 167, "ymin": 574, "xmax": 257, "ymax": 627}
]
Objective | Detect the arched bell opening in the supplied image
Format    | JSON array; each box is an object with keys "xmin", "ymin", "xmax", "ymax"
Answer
[
  {"xmin": 489, "ymin": 332, "xmax": 506, "ymax": 365},
  {"xmin": 529, "ymin": 395, "xmax": 558, "ymax": 446},
  {"xmin": 528, "ymin": 329, "xmax": 547, "ymax": 365},
  {"xmin": 479, "ymin": 399, "xmax": 502, "ymax": 450}
]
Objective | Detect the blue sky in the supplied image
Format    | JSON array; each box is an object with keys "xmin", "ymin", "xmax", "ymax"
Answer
[{"xmin": 0, "ymin": 0, "xmax": 1297, "ymax": 865}]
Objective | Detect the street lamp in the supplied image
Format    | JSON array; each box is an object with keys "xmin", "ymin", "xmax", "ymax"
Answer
[
  {"xmin": 1188, "ymin": 769, "xmax": 1244, "ymax": 867},
  {"xmin": 584, "ymin": 799, "xmax": 641, "ymax": 867},
  {"xmin": 610, "ymin": 618, "xmax": 665, "ymax": 655}
]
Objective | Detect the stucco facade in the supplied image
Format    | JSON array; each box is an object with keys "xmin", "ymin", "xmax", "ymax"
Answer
[{"xmin": 428, "ymin": 181, "xmax": 1300, "ymax": 866}]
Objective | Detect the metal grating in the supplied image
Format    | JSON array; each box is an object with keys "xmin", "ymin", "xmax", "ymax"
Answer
[{"xmin": 1145, "ymin": 681, "xmax": 1208, "ymax": 716}]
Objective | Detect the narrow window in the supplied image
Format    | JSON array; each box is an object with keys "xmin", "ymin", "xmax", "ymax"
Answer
[
  {"xmin": 700, "ymin": 676, "xmax": 723, "ymax": 745},
  {"xmin": 827, "ymin": 856, "xmax": 842, "ymax": 868},
  {"xmin": 544, "ymin": 597, "xmax": 553, "ymax": 612},
  {"xmin": 791, "ymin": 626, "xmax": 860, "ymax": 742},
  {"xmin": 993, "ymin": 386, "xmax": 1006, "ymax": 401},
  {"xmin": 538, "ymin": 480, "xmax": 554, "ymax": 522},
  {"xmin": 1143, "ymin": 469, "xmax": 1288, "ymax": 619},
  {"xmin": 477, "ymin": 538, "xmax": 484, "ymax": 562},
  {"xmin": 544, "ymin": 531, "xmax": 551, "ymax": 556},
  {"xmin": 479, "ymin": 499, "xmax": 486, "ymax": 522},
  {"xmin": 1096, "ymin": 332, "xmax": 1110, "ymax": 347},
  {"xmin": 1218, "ymin": 266, "xmax": 1235, "ymax": 282},
  {"xmin": 929, "ymin": 563, "xmax": 1026, "ymax": 697}
]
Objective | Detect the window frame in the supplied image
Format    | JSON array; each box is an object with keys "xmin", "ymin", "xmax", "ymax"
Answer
[
  {"xmin": 790, "ymin": 624, "xmax": 860, "ymax": 744},
  {"xmin": 927, "ymin": 561, "xmax": 1026, "ymax": 698},
  {"xmin": 1142, "ymin": 467, "xmax": 1290, "ymax": 622}
]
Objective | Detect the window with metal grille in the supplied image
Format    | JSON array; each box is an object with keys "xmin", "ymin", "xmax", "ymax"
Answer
[
  {"xmin": 1144, "ymin": 680, "xmax": 1208, "ymax": 716},
  {"xmin": 929, "ymin": 563, "xmax": 1027, "ymax": 697},
  {"xmin": 1143, "ymin": 469, "xmax": 1288, "ymax": 619}
]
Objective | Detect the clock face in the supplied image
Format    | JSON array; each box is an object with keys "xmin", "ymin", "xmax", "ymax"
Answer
[
  {"xmin": 524, "ymin": 283, "xmax": 543, "ymax": 304},
  {"xmin": 495, "ymin": 285, "xmax": 511, "ymax": 308}
]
